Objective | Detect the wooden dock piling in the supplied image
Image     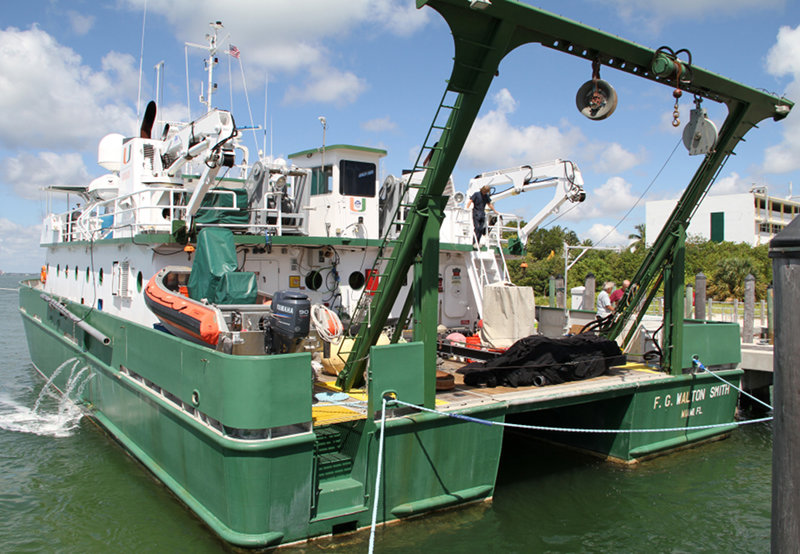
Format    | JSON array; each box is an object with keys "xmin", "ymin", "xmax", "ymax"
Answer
[
  {"xmin": 769, "ymin": 218, "xmax": 800, "ymax": 551},
  {"xmin": 743, "ymin": 274, "xmax": 755, "ymax": 344},
  {"xmin": 695, "ymin": 272, "xmax": 706, "ymax": 321}
]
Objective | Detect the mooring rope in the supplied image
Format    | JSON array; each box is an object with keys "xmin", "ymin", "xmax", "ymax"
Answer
[
  {"xmin": 388, "ymin": 363, "xmax": 773, "ymax": 435},
  {"xmin": 692, "ymin": 356, "xmax": 773, "ymax": 411},
  {"xmin": 365, "ymin": 368, "xmax": 770, "ymax": 550},
  {"xmin": 390, "ymin": 398, "xmax": 771, "ymax": 433},
  {"xmin": 368, "ymin": 396, "xmax": 388, "ymax": 554}
]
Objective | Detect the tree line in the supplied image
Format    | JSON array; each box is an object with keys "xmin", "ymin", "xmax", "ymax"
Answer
[{"xmin": 507, "ymin": 225, "xmax": 772, "ymax": 301}]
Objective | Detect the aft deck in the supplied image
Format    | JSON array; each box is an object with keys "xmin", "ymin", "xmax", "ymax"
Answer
[
  {"xmin": 436, "ymin": 361, "xmax": 670, "ymax": 414},
  {"xmin": 311, "ymin": 362, "xmax": 670, "ymax": 425}
]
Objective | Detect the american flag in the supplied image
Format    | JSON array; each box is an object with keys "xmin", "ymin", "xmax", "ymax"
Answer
[{"xmin": 229, "ymin": 44, "xmax": 240, "ymax": 59}]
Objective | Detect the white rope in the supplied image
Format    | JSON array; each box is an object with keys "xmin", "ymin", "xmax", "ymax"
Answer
[
  {"xmin": 692, "ymin": 357, "xmax": 773, "ymax": 411},
  {"xmin": 368, "ymin": 396, "xmax": 388, "ymax": 554},
  {"xmin": 311, "ymin": 303, "xmax": 343, "ymax": 342},
  {"xmin": 390, "ymin": 393, "xmax": 771, "ymax": 435},
  {"xmin": 361, "ymin": 368, "xmax": 766, "ymax": 551}
]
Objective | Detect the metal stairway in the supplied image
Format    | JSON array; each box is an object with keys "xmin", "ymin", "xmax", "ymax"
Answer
[
  {"xmin": 312, "ymin": 425, "xmax": 366, "ymax": 519},
  {"xmin": 466, "ymin": 244, "xmax": 509, "ymax": 317}
]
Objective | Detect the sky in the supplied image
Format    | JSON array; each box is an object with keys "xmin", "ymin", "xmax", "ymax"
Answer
[{"xmin": 0, "ymin": 0, "xmax": 799, "ymax": 272}]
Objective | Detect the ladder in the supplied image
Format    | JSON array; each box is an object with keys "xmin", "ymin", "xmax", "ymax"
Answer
[
  {"xmin": 335, "ymin": 89, "xmax": 461, "ymax": 387},
  {"xmin": 335, "ymin": 17, "xmax": 519, "ymax": 391}
]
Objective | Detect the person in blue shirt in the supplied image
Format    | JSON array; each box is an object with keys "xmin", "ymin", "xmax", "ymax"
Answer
[{"xmin": 466, "ymin": 185, "xmax": 496, "ymax": 244}]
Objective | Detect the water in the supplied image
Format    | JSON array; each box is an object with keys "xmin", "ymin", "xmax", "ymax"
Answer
[{"xmin": 0, "ymin": 274, "xmax": 772, "ymax": 552}]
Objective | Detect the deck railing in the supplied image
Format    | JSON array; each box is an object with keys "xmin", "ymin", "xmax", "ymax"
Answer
[{"xmin": 44, "ymin": 187, "xmax": 308, "ymax": 243}]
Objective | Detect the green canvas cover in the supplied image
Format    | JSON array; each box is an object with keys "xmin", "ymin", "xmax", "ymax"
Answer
[
  {"xmin": 214, "ymin": 271, "xmax": 258, "ymax": 304},
  {"xmin": 188, "ymin": 227, "xmax": 238, "ymax": 302},
  {"xmin": 194, "ymin": 188, "xmax": 249, "ymax": 225}
]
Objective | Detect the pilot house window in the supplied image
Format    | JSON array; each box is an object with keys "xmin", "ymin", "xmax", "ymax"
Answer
[
  {"xmin": 310, "ymin": 165, "xmax": 332, "ymax": 195},
  {"xmin": 339, "ymin": 160, "xmax": 376, "ymax": 197}
]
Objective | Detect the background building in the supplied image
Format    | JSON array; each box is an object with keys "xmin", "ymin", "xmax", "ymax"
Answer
[{"xmin": 645, "ymin": 187, "xmax": 800, "ymax": 246}]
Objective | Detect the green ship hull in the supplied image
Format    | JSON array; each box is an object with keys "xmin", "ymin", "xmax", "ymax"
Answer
[
  {"xmin": 19, "ymin": 283, "xmax": 741, "ymax": 546},
  {"xmin": 19, "ymin": 0, "xmax": 787, "ymax": 545}
]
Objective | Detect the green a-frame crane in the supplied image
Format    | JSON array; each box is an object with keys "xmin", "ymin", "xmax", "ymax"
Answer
[{"xmin": 336, "ymin": 0, "xmax": 792, "ymax": 398}]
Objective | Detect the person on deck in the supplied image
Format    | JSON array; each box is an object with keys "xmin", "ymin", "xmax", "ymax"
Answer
[
  {"xmin": 466, "ymin": 185, "xmax": 496, "ymax": 244},
  {"xmin": 69, "ymin": 203, "xmax": 81, "ymax": 241},
  {"xmin": 596, "ymin": 281, "xmax": 615, "ymax": 320},
  {"xmin": 610, "ymin": 279, "xmax": 630, "ymax": 306}
]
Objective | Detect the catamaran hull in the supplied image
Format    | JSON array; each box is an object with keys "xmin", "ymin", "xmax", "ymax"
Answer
[
  {"xmin": 18, "ymin": 282, "xmax": 506, "ymax": 546},
  {"xmin": 18, "ymin": 281, "xmax": 741, "ymax": 546}
]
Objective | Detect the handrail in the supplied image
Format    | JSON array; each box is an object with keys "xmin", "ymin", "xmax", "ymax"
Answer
[{"xmin": 45, "ymin": 186, "xmax": 309, "ymax": 243}]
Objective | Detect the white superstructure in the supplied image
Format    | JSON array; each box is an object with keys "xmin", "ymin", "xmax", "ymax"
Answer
[{"xmin": 646, "ymin": 188, "xmax": 800, "ymax": 246}]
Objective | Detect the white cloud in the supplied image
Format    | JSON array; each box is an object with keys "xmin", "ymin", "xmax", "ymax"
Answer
[
  {"xmin": 100, "ymin": 51, "xmax": 140, "ymax": 102},
  {"xmin": 590, "ymin": 143, "xmax": 642, "ymax": 174},
  {"xmin": 763, "ymin": 24, "xmax": 800, "ymax": 174},
  {"xmin": 462, "ymin": 89, "xmax": 585, "ymax": 169},
  {"xmin": 462, "ymin": 89, "xmax": 640, "ymax": 174},
  {"xmin": 361, "ymin": 116, "xmax": 397, "ymax": 133},
  {"xmin": 583, "ymin": 223, "xmax": 628, "ymax": 247},
  {"xmin": 0, "ymin": 218, "xmax": 43, "ymax": 272},
  {"xmin": 0, "ymin": 27, "xmax": 138, "ymax": 150},
  {"xmin": 564, "ymin": 176, "xmax": 640, "ymax": 221},
  {"xmin": 1, "ymin": 152, "xmax": 90, "ymax": 200},
  {"xmin": 124, "ymin": 0, "xmax": 429, "ymax": 105},
  {"xmin": 283, "ymin": 67, "xmax": 367, "ymax": 106},
  {"xmin": 369, "ymin": 0, "xmax": 430, "ymax": 37},
  {"xmin": 67, "ymin": 11, "xmax": 95, "ymax": 35},
  {"xmin": 608, "ymin": 0, "xmax": 783, "ymax": 32},
  {"xmin": 493, "ymin": 88, "xmax": 517, "ymax": 114},
  {"xmin": 710, "ymin": 171, "xmax": 750, "ymax": 195},
  {"xmin": 765, "ymin": 25, "xmax": 800, "ymax": 76}
]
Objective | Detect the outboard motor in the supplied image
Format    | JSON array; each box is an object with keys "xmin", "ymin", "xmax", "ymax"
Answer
[{"xmin": 265, "ymin": 290, "xmax": 311, "ymax": 354}]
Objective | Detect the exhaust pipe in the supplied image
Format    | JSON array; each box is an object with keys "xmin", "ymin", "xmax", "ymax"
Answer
[{"xmin": 40, "ymin": 293, "xmax": 111, "ymax": 346}]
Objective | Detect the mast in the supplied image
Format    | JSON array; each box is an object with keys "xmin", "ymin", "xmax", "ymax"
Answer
[{"xmin": 186, "ymin": 21, "xmax": 224, "ymax": 113}]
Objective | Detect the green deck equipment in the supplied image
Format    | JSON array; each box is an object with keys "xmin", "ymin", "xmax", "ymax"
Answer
[
  {"xmin": 335, "ymin": 0, "xmax": 792, "ymax": 391},
  {"xmin": 188, "ymin": 227, "xmax": 257, "ymax": 304}
]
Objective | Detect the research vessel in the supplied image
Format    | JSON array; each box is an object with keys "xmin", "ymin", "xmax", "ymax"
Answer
[{"xmin": 18, "ymin": 0, "xmax": 791, "ymax": 547}]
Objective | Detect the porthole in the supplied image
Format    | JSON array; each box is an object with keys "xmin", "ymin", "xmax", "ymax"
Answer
[
  {"xmin": 137, "ymin": 271, "xmax": 143, "ymax": 292},
  {"xmin": 305, "ymin": 270, "xmax": 323, "ymax": 291},
  {"xmin": 86, "ymin": 267, "xmax": 90, "ymax": 282},
  {"xmin": 74, "ymin": 266, "xmax": 78, "ymax": 280},
  {"xmin": 99, "ymin": 268, "xmax": 104, "ymax": 284},
  {"xmin": 348, "ymin": 271, "xmax": 366, "ymax": 290}
]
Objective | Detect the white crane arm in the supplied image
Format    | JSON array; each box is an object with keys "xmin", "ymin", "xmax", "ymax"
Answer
[
  {"xmin": 464, "ymin": 159, "xmax": 586, "ymax": 249},
  {"xmin": 158, "ymin": 109, "xmax": 237, "ymax": 228},
  {"xmin": 162, "ymin": 109, "xmax": 236, "ymax": 177}
]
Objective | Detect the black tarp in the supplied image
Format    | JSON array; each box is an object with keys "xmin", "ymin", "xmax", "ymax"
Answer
[{"xmin": 457, "ymin": 334, "xmax": 626, "ymax": 388}]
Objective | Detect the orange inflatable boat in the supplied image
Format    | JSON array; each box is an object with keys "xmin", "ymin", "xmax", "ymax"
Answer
[{"xmin": 143, "ymin": 266, "xmax": 222, "ymax": 346}]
